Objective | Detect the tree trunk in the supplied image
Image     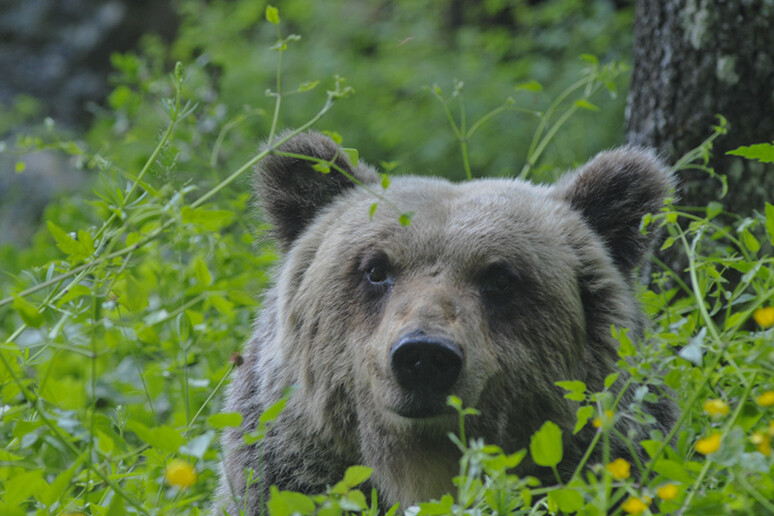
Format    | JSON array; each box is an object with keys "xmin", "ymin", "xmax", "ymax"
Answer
[{"xmin": 626, "ymin": 0, "xmax": 774, "ymax": 214}]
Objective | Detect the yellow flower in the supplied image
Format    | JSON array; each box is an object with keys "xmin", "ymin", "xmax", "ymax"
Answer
[
  {"xmin": 753, "ymin": 306, "xmax": 774, "ymax": 328},
  {"xmin": 756, "ymin": 391, "xmax": 774, "ymax": 407},
  {"xmin": 657, "ymin": 483, "xmax": 679, "ymax": 500},
  {"xmin": 592, "ymin": 409, "xmax": 614, "ymax": 428},
  {"xmin": 695, "ymin": 433, "xmax": 722, "ymax": 455},
  {"xmin": 621, "ymin": 496, "xmax": 649, "ymax": 515},
  {"xmin": 702, "ymin": 398, "xmax": 729, "ymax": 417},
  {"xmin": 606, "ymin": 458, "xmax": 631, "ymax": 480},
  {"xmin": 750, "ymin": 431, "xmax": 772, "ymax": 457},
  {"xmin": 165, "ymin": 459, "xmax": 197, "ymax": 488}
]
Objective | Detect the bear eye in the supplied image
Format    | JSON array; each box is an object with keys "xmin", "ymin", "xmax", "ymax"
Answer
[
  {"xmin": 367, "ymin": 264, "xmax": 389, "ymax": 285},
  {"xmin": 361, "ymin": 254, "xmax": 394, "ymax": 289},
  {"xmin": 480, "ymin": 264, "xmax": 518, "ymax": 301}
]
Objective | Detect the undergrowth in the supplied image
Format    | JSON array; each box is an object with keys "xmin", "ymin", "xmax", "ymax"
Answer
[{"xmin": 1, "ymin": 7, "xmax": 773, "ymax": 516}]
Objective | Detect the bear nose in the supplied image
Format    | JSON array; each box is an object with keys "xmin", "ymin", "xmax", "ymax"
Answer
[{"xmin": 390, "ymin": 333, "xmax": 463, "ymax": 393}]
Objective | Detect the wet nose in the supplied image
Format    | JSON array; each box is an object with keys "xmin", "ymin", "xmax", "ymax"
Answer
[{"xmin": 390, "ymin": 333, "xmax": 463, "ymax": 393}]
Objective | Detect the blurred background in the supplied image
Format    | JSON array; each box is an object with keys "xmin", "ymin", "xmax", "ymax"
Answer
[{"xmin": 0, "ymin": 0, "xmax": 636, "ymax": 251}]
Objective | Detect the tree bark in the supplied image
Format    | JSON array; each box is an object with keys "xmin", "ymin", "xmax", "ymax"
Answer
[{"xmin": 626, "ymin": 0, "xmax": 774, "ymax": 213}]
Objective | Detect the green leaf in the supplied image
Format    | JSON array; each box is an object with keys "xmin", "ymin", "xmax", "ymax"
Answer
[
  {"xmin": 47, "ymin": 221, "xmax": 93, "ymax": 261},
  {"xmin": 12, "ymin": 295, "xmax": 44, "ymax": 328},
  {"xmin": 15, "ymin": 161, "xmax": 26, "ymax": 173},
  {"xmin": 312, "ymin": 162, "xmax": 331, "ymax": 173},
  {"xmin": 556, "ymin": 380, "xmax": 586, "ymax": 402},
  {"xmin": 765, "ymin": 202, "xmax": 774, "ymax": 245},
  {"xmin": 180, "ymin": 430, "xmax": 215, "ymax": 459},
  {"xmin": 265, "ymin": 5, "xmax": 280, "ymax": 25},
  {"xmin": 207, "ymin": 412, "xmax": 244, "ymax": 429},
  {"xmin": 4, "ymin": 470, "xmax": 46, "ymax": 507},
  {"xmin": 343, "ymin": 147, "xmax": 359, "ymax": 167},
  {"xmin": 574, "ymin": 99, "xmax": 599, "ymax": 111},
  {"xmin": 192, "ymin": 256, "xmax": 213, "ymax": 286},
  {"xmin": 574, "ymin": 405, "xmax": 594, "ymax": 434},
  {"xmin": 726, "ymin": 142, "xmax": 774, "ymax": 163},
  {"xmin": 369, "ymin": 203, "xmax": 378, "ymax": 219},
  {"xmin": 548, "ymin": 488, "xmax": 584, "ymax": 513},
  {"xmin": 514, "ymin": 80, "xmax": 543, "ymax": 92},
  {"xmin": 399, "ymin": 212, "xmax": 414, "ymax": 227},
  {"xmin": 181, "ymin": 205, "xmax": 236, "ymax": 231},
  {"xmin": 126, "ymin": 421, "xmax": 184, "ymax": 453},
  {"xmin": 341, "ymin": 465, "xmax": 373, "ymax": 488},
  {"xmin": 530, "ymin": 420, "xmax": 563, "ymax": 467},
  {"xmin": 267, "ymin": 487, "xmax": 316, "ymax": 516},
  {"xmin": 604, "ymin": 372, "xmax": 620, "ymax": 389},
  {"xmin": 706, "ymin": 201, "xmax": 723, "ymax": 219},
  {"xmin": 298, "ymin": 80, "xmax": 319, "ymax": 92},
  {"xmin": 322, "ymin": 130, "xmax": 343, "ymax": 144},
  {"xmin": 741, "ymin": 229, "xmax": 760, "ymax": 253},
  {"xmin": 40, "ymin": 452, "xmax": 86, "ymax": 506},
  {"xmin": 652, "ymin": 458, "xmax": 695, "ymax": 484},
  {"xmin": 418, "ymin": 494, "xmax": 454, "ymax": 515},
  {"xmin": 380, "ymin": 173, "xmax": 390, "ymax": 189},
  {"xmin": 57, "ymin": 284, "xmax": 92, "ymax": 306}
]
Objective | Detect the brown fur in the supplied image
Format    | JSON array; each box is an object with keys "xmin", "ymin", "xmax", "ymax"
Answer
[{"xmin": 215, "ymin": 131, "xmax": 677, "ymax": 513}]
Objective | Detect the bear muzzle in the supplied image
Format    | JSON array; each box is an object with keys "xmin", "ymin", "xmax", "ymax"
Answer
[{"xmin": 388, "ymin": 330, "xmax": 463, "ymax": 418}]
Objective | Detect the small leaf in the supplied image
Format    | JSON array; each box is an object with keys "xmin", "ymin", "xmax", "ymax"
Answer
[
  {"xmin": 574, "ymin": 99, "xmax": 599, "ymax": 111},
  {"xmin": 369, "ymin": 203, "xmax": 378, "ymax": 219},
  {"xmin": 265, "ymin": 5, "xmax": 280, "ymax": 25},
  {"xmin": 530, "ymin": 420, "xmax": 563, "ymax": 467},
  {"xmin": 179, "ymin": 431, "xmax": 215, "ymax": 459},
  {"xmin": 741, "ymin": 229, "xmax": 760, "ymax": 253},
  {"xmin": 15, "ymin": 161, "xmax": 26, "ymax": 173},
  {"xmin": 380, "ymin": 173, "xmax": 391, "ymax": 190},
  {"xmin": 706, "ymin": 201, "xmax": 723, "ymax": 219},
  {"xmin": 322, "ymin": 130, "xmax": 342, "ymax": 144},
  {"xmin": 726, "ymin": 142, "xmax": 774, "ymax": 163},
  {"xmin": 13, "ymin": 295, "xmax": 44, "ymax": 328},
  {"xmin": 267, "ymin": 487, "xmax": 316, "ymax": 516},
  {"xmin": 192, "ymin": 256, "xmax": 213, "ymax": 286},
  {"xmin": 208, "ymin": 412, "xmax": 243, "ymax": 429},
  {"xmin": 556, "ymin": 380, "xmax": 586, "ymax": 402},
  {"xmin": 548, "ymin": 488, "xmax": 584, "ymax": 513},
  {"xmin": 515, "ymin": 80, "xmax": 543, "ymax": 92},
  {"xmin": 343, "ymin": 147, "xmax": 359, "ymax": 167},
  {"xmin": 766, "ymin": 202, "xmax": 774, "ymax": 245},
  {"xmin": 399, "ymin": 212, "xmax": 414, "ymax": 227},
  {"xmin": 297, "ymin": 80, "xmax": 319, "ymax": 92},
  {"xmin": 312, "ymin": 162, "xmax": 331, "ymax": 174},
  {"xmin": 341, "ymin": 465, "xmax": 373, "ymax": 488},
  {"xmin": 574, "ymin": 405, "xmax": 594, "ymax": 434},
  {"xmin": 181, "ymin": 206, "xmax": 236, "ymax": 232},
  {"xmin": 604, "ymin": 372, "xmax": 620, "ymax": 389}
]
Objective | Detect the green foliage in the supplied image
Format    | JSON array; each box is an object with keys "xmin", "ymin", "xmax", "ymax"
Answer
[{"xmin": 1, "ymin": 3, "xmax": 773, "ymax": 516}]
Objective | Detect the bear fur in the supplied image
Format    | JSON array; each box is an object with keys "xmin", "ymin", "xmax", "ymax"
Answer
[{"xmin": 215, "ymin": 131, "xmax": 677, "ymax": 513}]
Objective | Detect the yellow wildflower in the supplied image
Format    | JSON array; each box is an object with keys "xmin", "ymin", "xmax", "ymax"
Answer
[
  {"xmin": 756, "ymin": 391, "xmax": 774, "ymax": 407},
  {"xmin": 657, "ymin": 483, "xmax": 679, "ymax": 500},
  {"xmin": 592, "ymin": 409, "xmax": 614, "ymax": 428},
  {"xmin": 165, "ymin": 459, "xmax": 197, "ymax": 488},
  {"xmin": 695, "ymin": 433, "xmax": 722, "ymax": 455},
  {"xmin": 606, "ymin": 457, "xmax": 631, "ymax": 480},
  {"xmin": 702, "ymin": 398, "xmax": 729, "ymax": 417},
  {"xmin": 750, "ymin": 431, "xmax": 772, "ymax": 457},
  {"xmin": 753, "ymin": 306, "xmax": 774, "ymax": 328},
  {"xmin": 621, "ymin": 496, "xmax": 649, "ymax": 515}
]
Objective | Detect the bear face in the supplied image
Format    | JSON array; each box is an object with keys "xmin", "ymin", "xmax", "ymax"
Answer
[{"xmin": 217, "ymin": 131, "xmax": 676, "ymax": 512}]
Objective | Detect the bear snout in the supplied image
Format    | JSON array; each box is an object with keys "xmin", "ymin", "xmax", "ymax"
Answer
[{"xmin": 389, "ymin": 331, "xmax": 463, "ymax": 409}]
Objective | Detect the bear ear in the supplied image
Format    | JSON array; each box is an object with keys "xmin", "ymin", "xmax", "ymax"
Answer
[
  {"xmin": 550, "ymin": 147, "xmax": 675, "ymax": 275},
  {"xmin": 255, "ymin": 130, "xmax": 379, "ymax": 251}
]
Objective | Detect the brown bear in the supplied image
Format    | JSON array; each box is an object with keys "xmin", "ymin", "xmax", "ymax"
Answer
[{"xmin": 215, "ymin": 131, "xmax": 677, "ymax": 513}]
